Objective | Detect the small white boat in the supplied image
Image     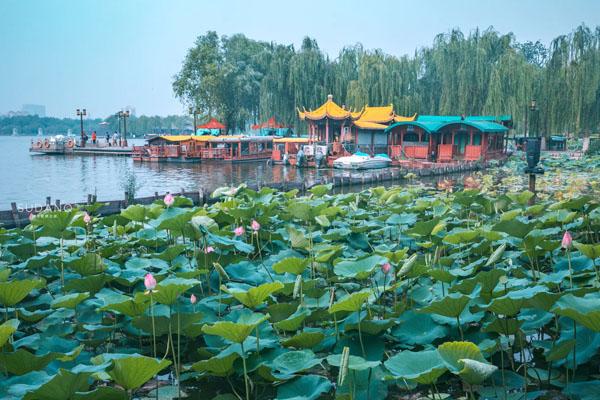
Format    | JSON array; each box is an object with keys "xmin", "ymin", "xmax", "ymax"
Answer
[{"xmin": 333, "ymin": 152, "xmax": 392, "ymax": 170}]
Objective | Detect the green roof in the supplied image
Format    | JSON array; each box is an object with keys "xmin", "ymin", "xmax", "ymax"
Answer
[
  {"xmin": 417, "ymin": 115, "xmax": 512, "ymax": 123},
  {"xmin": 385, "ymin": 119, "xmax": 508, "ymax": 134}
]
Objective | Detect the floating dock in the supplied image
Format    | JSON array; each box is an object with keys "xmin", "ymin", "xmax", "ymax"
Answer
[{"xmin": 30, "ymin": 138, "xmax": 133, "ymax": 156}]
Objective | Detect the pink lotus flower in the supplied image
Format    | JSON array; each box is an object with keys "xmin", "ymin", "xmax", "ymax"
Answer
[
  {"xmin": 251, "ymin": 220, "xmax": 260, "ymax": 232},
  {"xmin": 83, "ymin": 212, "xmax": 91, "ymax": 224},
  {"xmin": 190, "ymin": 294, "xmax": 197, "ymax": 304},
  {"xmin": 381, "ymin": 262, "xmax": 391, "ymax": 274},
  {"xmin": 234, "ymin": 226, "xmax": 245, "ymax": 237},
  {"xmin": 28, "ymin": 212, "xmax": 34, "ymax": 222},
  {"xmin": 561, "ymin": 231, "xmax": 572, "ymax": 249},
  {"xmin": 164, "ymin": 193, "xmax": 174, "ymax": 207},
  {"xmin": 204, "ymin": 246, "xmax": 214, "ymax": 254},
  {"xmin": 144, "ymin": 273, "xmax": 157, "ymax": 291}
]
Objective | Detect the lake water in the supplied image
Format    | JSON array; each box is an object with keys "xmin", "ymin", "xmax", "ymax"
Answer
[{"xmin": 0, "ymin": 136, "xmax": 336, "ymax": 210}]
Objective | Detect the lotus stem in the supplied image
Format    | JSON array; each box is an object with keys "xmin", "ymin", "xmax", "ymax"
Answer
[
  {"xmin": 240, "ymin": 341, "xmax": 250, "ymax": 400},
  {"xmin": 456, "ymin": 315, "xmax": 464, "ymax": 341},
  {"xmin": 150, "ymin": 294, "xmax": 158, "ymax": 400},
  {"xmin": 357, "ymin": 306, "xmax": 366, "ymax": 358},
  {"xmin": 566, "ymin": 248, "xmax": 573, "ymax": 289}
]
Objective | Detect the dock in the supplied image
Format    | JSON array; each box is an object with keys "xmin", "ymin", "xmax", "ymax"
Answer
[{"xmin": 30, "ymin": 138, "xmax": 133, "ymax": 156}]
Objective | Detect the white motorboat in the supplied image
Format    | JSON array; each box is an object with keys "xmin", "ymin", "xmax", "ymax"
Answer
[{"xmin": 333, "ymin": 152, "xmax": 392, "ymax": 170}]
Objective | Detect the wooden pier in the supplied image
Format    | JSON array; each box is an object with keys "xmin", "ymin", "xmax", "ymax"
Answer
[{"xmin": 30, "ymin": 139, "xmax": 133, "ymax": 156}]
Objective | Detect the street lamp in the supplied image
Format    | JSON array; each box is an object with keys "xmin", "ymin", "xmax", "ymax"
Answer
[
  {"xmin": 116, "ymin": 110, "xmax": 130, "ymax": 146},
  {"xmin": 525, "ymin": 99, "xmax": 543, "ymax": 204},
  {"xmin": 76, "ymin": 108, "xmax": 87, "ymax": 145},
  {"xmin": 189, "ymin": 107, "xmax": 199, "ymax": 135}
]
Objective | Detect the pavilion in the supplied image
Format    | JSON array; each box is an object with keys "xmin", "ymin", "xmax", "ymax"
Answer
[{"xmin": 197, "ymin": 118, "xmax": 226, "ymax": 136}]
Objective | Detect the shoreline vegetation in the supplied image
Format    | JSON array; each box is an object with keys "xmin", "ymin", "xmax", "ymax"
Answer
[{"xmin": 0, "ymin": 155, "xmax": 599, "ymax": 399}]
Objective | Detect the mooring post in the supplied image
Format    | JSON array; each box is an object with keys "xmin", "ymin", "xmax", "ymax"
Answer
[
  {"xmin": 46, "ymin": 196, "xmax": 51, "ymax": 208},
  {"xmin": 10, "ymin": 202, "xmax": 20, "ymax": 228},
  {"xmin": 87, "ymin": 194, "xmax": 92, "ymax": 205},
  {"xmin": 124, "ymin": 192, "xmax": 129, "ymax": 208},
  {"xmin": 55, "ymin": 199, "xmax": 61, "ymax": 209}
]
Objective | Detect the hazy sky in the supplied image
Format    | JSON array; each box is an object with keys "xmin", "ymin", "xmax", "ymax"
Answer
[{"xmin": 1, "ymin": 0, "xmax": 598, "ymax": 118}]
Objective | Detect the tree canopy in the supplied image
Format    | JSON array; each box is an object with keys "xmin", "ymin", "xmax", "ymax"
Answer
[{"xmin": 173, "ymin": 25, "xmax": 600, "ymax": 136}]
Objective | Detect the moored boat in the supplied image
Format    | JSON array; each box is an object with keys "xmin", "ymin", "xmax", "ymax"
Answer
[{"xmin": 333, "ymin": 152, "xmax": 392, "ymax": 170}]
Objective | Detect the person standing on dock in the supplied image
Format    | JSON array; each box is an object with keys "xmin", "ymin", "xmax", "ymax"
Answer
[
  {"xmin": 91, "ymin": 131, "xmax": 97, "ymax": 145},
  {"xmin": 112, "ymin": 131, "xmax": 118, "ymax": 146},
  {"xmin": 105, "ymin": 132, "xmax": 110, "ymax": 145}
]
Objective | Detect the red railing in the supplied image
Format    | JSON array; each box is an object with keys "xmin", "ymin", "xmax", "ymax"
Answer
[
  {"xmin": 437, "ymin": 144, "xmax": 455, "ymax": 162},
  {"xmin": 464, "ymin": 145, "xmax": 482, "ymax": 161},
  {"xmin": 404, "ymin": 145, "xmax": 429, "ymax": 159}
]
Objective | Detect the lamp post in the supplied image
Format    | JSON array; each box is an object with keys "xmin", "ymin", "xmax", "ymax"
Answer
[
  {"xmin": 189, "ymin": 107, "xmax": 199, "ymax": 135},
  {"xmin": 525, "ymin": 99, "xmax": 543, "ymax": 204},
  {"xmin": 117, "ymin": 110, "xmax": 130, "ymax": 146},
  {"xmin": 76, "ymin": 108, "xmax": 87, "ymax": 146}
]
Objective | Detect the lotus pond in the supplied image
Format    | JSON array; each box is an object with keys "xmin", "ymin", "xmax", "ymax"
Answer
[{"xmin": 1, "ymin": 157, "xmax": 600, "ymax": 400}]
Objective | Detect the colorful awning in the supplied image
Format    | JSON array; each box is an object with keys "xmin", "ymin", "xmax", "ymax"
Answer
[{"xmin": 197, "ymin": 118, "xmax": 226, "ymax": 130}]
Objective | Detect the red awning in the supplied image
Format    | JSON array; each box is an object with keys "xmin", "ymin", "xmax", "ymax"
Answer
[
  {"xmin": 197, "ymin": 118, "xmax": 226, "ymax": 130},
  {"xmin": 251, "ymin": 116, "xmax": 284, "ymax": 130}
]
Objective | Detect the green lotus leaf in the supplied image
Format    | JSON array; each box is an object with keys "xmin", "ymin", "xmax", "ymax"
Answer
[
  {"xmin": 563, "ymin": 380, "xmax": 600, "ymax": 400},
  {"xmin": 438, "ymin": 341, "xmax": 496, "ymax": 384},
  {"xmin": 545, "ymin": 339, "xmax": 577, "ymax": 362},
  {"xmin": 437, "ymin": 341, "xmax": 487, "ymax": 371},
  {"xmin": 272, "ymin": 257, "xmax": 309, "ymax": 275},
  {"xmin": 0, "ymin": 348, "xmax": 63, "ymax": 375},
  {"xmin": 334, "ymin": 255, "xmax": 387, "ymax": 279},
  {"xmin": 274, "ymin": 307, "xmax": 311, "ymax": 332},
  {"xmin": 17, "ymin": 369, "xmax": 91, "ymax": 400},
  {"xmin": 443, "ymin": 229, "xmax": 479, "ymax": 244},
  {"xmin": 72, "ymin": 387, "xmax": 128, "ymax": 400},
  {"xmin": 314, "ymin": 215, "xmax": 330, "ymax": 227},
  {"xmin": 457, "ymin": 358, "xmax": 498, "ymax": 384},
  {"xmin": 288, "ymin": 202, "xmax": 312, "ymax": 221},
  {"xmin": 393, "ymin": 311, "xmax": 449, "ymax": 345},
  {"xmin": 418, "ymin": 293, "xmax": 470, "ymax": 318},
  {"xmin": 482, "ymin": 317, "xmax": 523, "ymax": 335},
  {"xmin": 0, "ymin": 279, "xmax": 42, "ymax": 307},
  {"xmin": 152, "ymin": 207, "xmax": 194, "ymax": 232},
  {"xmin": 281, "ymin": 331, "xmax": 325, "ymax": 349},
  {"xmin": 384, "ymin": 350, "xmax": 447, "ymax": 384},
  {"xmin": 152, "ymin": 277, "xmax": 199, "ymax": 305},
  {"xmin": 155, "ymin": 244, "xmax": 187, "ymax": 262},
  {"xmin": 108, "ymin": 355, "xmax": 171, "ymax": 390},
  {"xmin": 0, "ymin": 268, "xmax": 11, "ymax": 282},
  {"xmin": 507, "ymin": 191, "xmax": 534, "ymax": 206},
  {"xmin": 327, "ymin": 353, "xmax": 380, "ymax": 371},
  {"xmin": 51, "ymin": 292, "xmax": 90, "ymax": 309},
  {"xmin": 551, "ymin": 293, "xmax": 600, "ymax": 332},
  {"xmin": 191, "ymin": 352, "xmax": 238, "ymax": 376},
  {"xmin": 574, "ymin": 242, "xmax": 600, "ymax": 259},
  {"xmin": 65, "ymin": 253, "xmax": 106, "ymax": 276},
  {"xmin": 0, "ymin": 319, "xmax": 19, "ymax": 348},
  {"xmin": 224, "ymin": 281, "xmax": 284, "ymax": 309},
  {"xmin": 96, "ymin": 289, "xmax": 149, "ymax": 317},
  {"xmin": 120, "ymin": 204, "xmax": 150, "ymax": 222},
  {"xmin": 344, "ymin": 318, "xmax": 396, "ymax": 335},
  {"xmin": 33, "ymin": 209, "xmax": 81, "ymax": 238},
  {"xmin": 64, "ymin": 274, "xmax": 112, "ymax": 294},
  {"xmin": 275, "ymin": 374, "xmax": 332, "ymax": 400},
  {"xmin": 329, "ymin": 290, "xmax": 372, "ymax": 313},
  {"xmin": 202, "ymin": 312, "xmax": 270, "ymax": 343},
  {"xmin": 271, "ymin": 349, "xmax": 322, "ymax": 379}
]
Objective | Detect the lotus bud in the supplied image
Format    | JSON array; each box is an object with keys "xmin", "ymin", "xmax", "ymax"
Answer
[
  {"xmin": 28, "ymin": 212, "xmax": 34, "ymax": 222},
  {"xmin": 144, "ymin": 273, "xmax": 157, "ymax": 291},
  {"xmin": 251, "ymin": 220, "xmax": 261, "ymax": 232},
  {"xmin": 561, "ymin": 231, "xmax": 572, "ymax": 249},
  {"xmin": 204, "ymin": 246, "xmax": 214, "ymax": 254},
  {"xmin": 83, "ymin": 212, "xmax": 91, "ymax": 224},
  {"xmin": 164, "ymin": 193, "xmax": 174, "ymax": 207},
  {"xmin": 190, "ymin": 294, "xmax": 197, "ymax": 304},
  {"xmin": 337, "ymin": 346, "xmax": 350, "ymax": 386},
  {"xmin": 234, "ymin": 226, "xmax": 245, "ymax": 237},
  {"xmin": 213, "ymin": 262, "xmax": 230, "ymax": 280},
  {"xmin": 381, "ymin": 262, "xmax": 391, "ymax": 274}
]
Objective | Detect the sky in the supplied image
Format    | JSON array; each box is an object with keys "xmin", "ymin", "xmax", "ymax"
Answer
[{"xmin": 1, "ymin": 0, "xmax": 599, "ymax": 119}]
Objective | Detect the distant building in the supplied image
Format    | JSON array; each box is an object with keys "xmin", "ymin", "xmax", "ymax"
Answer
[{"xmin": 22, "ymin": 104, "xmax": 46, "ymax": 117}]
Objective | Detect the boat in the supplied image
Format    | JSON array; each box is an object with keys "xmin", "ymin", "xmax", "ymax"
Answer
[{"xmin": 333, "ymin": 152, "xmax": 392, "ymax": 170}]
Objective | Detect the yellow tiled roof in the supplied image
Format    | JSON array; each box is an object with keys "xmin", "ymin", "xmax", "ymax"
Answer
[
  {"xmin": 394, "ymin": 114, "xmax": 418, "ymax": 122},
  {"xmin": 298, "ymin": 95, "xmax": 353, "ymax": 121},
  {"xmin": 353, "ymin": 120, "xmax": 389, "ymax": 130},
  {"xmin": 355, "ymin": 105, "xmax": 395, "ymax": 123}
]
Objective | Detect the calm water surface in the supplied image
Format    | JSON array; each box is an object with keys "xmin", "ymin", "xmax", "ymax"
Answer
[{"xmin": 0, "ymin": 136, "xmax": 337, "ymax": 209}]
